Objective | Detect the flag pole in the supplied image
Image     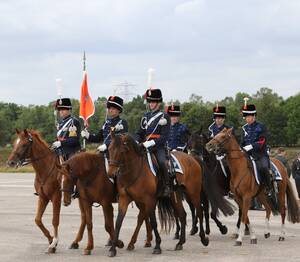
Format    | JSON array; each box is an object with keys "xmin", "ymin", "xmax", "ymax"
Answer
[{"xmin": 82, "ymin": 51, "xmax": 86, "ymax": 150}]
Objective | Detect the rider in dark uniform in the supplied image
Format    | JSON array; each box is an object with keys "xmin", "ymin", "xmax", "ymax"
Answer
[
  {"xmin": 167, "ymin": 104, "xmax": 190, "ymax": 152},
  {"xmin": 240, "ymin": 99, "xmax": 274, "ymax": 201},
  {"xmin": 135, "ymin": 88, "xmax": 171, "ymax": 197},
  {"xmin": 81, "ymin": 96, "xmax": 128, "ymax": 157},
  {"xmin": 52, "ymin": 98, "xmax": 81, "ymax": 161},
  {"xmin": 208, "ymin": 105, "xmax": 232, "ymax": 194}
]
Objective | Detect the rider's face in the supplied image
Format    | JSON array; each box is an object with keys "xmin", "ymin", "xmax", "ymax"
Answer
[
  {"xmin": 149, "ymin": 102, "xmax": 160, "ymax": 111},
  {"xmin": 244, "ymin": 115, "xmax": 255, "ymax": 124},
  {"xmin": 215, "ymin": 117, "xmax": 225, "ymax": 126},
  {"xmin": 170, "ymin": 116, "xmax": 179, "ymax": 125},
  {"xmin": 108, "ymin": 107, "xmax": 120, "ymax": 118},
  {"xmin": 58, "ymin": 109, "xmax": 71, "ymax": 119}
]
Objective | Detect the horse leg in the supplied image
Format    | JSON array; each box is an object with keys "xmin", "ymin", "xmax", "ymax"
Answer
[
  {"xmin": 70, "ymin": 198, "xmax": 86, "ymax": 249},
  {"xmin": 278, "ymin": 190, "xmax": 286, "ymax": 241},
  {"xmin": 127, "ymin": 207, "xmax": 147, "ymax": 251},
  {"xmin": 102, "ymin": 202, "xmax": 124, "ymax": 249},
  {"xmin": 210, "ymin": 212, "xmax": 228, "ymax": 235},
  {"xmin": 171, "ymin": 192, "xmax": 186, "ymax": 251},
  {"xmin": 34, "ymin": 197, "xmax": 53, "ymax": 248},
  {"xmin": 174, "ymin": 217, "xmax": 181, "ymax": 240},
  {"xmin": 108, "ymin": 195, "xmax": 130, "ymax": 257},
  {"xmin": 257, "ymin": 193, "xmax": 272, "ymax": 239},
  {"xmin": 202, "ymin": 193, "xmax": 210, "ymax": 235},
  {"xmin": 83, "ymin": 203, "xmax": 93, "ymax": 255},
  {"xmin": 144, "ymin": 217, "xmax": 153, "ymax": 247},
  {"xmin": 47, "ymin": 193, "xmax": 61, "ymax": 254},
  {"xmin": 187, "ymin": 195, "xmax": 198, "ymax": 235},
  {"xmin": 149, "ymin": 209, "xmax": 162, "ymax": 254}
]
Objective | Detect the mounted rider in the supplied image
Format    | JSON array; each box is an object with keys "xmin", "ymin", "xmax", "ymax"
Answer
[
  {"xmin": 167, "ymin": 104, "xmax": 190, "ymax": 152},
  {"xmin": 135, "ymin": 88, "xmax": 171, "ymax": 197},
  {"xmin": 240, "ymin": 98, "xmax": 274, "ymax": 200},
  {"xmin": 51, "ymin": 98, "xmax": 81, "ymax": 161},
  {"xmin": 208, "ymin": 104, "xmax": 232, "ymax": 187},
  {"xmin": 81, "ymin": 95, "xmax": 128, "ymax": 161}
]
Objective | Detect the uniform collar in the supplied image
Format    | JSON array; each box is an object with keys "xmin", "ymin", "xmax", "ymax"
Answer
[
  {"xmin": 62, "ymin": 115, "xmax": 72, "ymax": 121},
  {"xmin": 108, "ymin": 115, "xmax": 120, "ymax": 121}
]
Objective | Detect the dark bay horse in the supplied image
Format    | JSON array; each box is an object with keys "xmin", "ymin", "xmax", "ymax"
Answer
[
  {"xmin": 7, "ymin": 129, "xmax": 61, "ymax": 253},
  {"xmin": 107, "ymin": 132, "xmax": 234, "ymax": 257},
  {"xmin": 58, "ymin": 152, "xmax": 153, "ymax": 255},
  {"xmin": 188, "ymin": 130, "xmax": 248, "ymax": 236},
  {"xmin": 206, "ymin": 128, "xmax": 300, "ymax": 245}
]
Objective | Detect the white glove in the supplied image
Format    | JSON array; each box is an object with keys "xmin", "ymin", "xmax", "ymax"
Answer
[
  {"xmin": 143, "ymin": 140, "xmax": 156, "ymax": 148},
  {"xmin": 243, "ymin": 144, "xmax": 253, "ymax": 152},
  {"xmin": 114, "ymin": 123, "xmax": 124, "ymax": 131},
  {"xmin": 216, "ymin": 155, "xmax": 225, "ymax": 161},
  {"xmin": 52, "ymin": 141, "xmax": 61, "ymax": 149},
  {"xmin": 81, "ymin": 130, "xmax": 90, "ymax": 139},
  {"xmin": 97, "ymin": 144, "xmax": 107, "ymax": 152}
]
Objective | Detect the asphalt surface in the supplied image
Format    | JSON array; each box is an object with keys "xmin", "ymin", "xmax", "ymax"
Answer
[{"xmin": 0, "ymin": 173, "xmax": 300, "ymax": 262}]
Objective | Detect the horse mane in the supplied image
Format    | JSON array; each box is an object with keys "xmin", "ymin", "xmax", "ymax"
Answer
[
  {"xmin": 123, "ymin": 134, "xmax": 144, "ymax": 156},
  {"xmin": 66, "ymin": 152, "xmax": 103, "ymax": 178},
  {"xmin": 29, "ymin": 129, "xmax": 50, "ymax": 149}
]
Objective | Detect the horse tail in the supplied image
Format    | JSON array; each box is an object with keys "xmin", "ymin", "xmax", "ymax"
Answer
[
  {"xmin": 286, "ymin": 179, "xmax": 300, "ymax": 223},
  {"xmin": 157, "ymin": 197, "xmax": 175, "ymax": 233},
  {"xmin": 200, "ymin": 160, "xmax": 235, "ymax": 217}
]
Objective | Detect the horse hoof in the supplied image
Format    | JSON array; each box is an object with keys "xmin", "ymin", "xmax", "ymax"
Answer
[
  {"xmin": 264, "ymin": 233, "xmax": 270, "ymax": 239},
  {"xmin": 117, "ymin": 240, "xmax": 124, "ymax": 249},
  {"xmin": 231, "ymin": 233, "xmax": 238, "ymax": 239},
  {"xmin": 173, "ymin": 233, "xmax": 180, "ymax": 240},
  {"xmin": 278, "ymin": 236, "xmax": 285, "ymax": 241},
  {"xmin": 47, "ymin": 247, "xmax": 56, "ymax": 254},
  {"xmin": 108, "ymin": 248, "xmax": 117, "ymax": 257},
  {"xmin": 205, "ymin": 229, "xmax": 210, "ymax": 235},
  {"xmin": 175, "ymin": 243, "xmax": 183, "ymax": 251},
  {"xmin": 244, "ymin": 229, "xmax": 250, "ymax": 236},
  {"xmin": 201, "ymin": 237, "xmax": 209, "ymax": 246},
  {"xmin": 152, "ymin": 248, "xmax": 162, "ymax": 255},
  {"xmin": 190, "ymin": 227, "xmax": 198, "ymax": 235},
  {"xmin": 234, "ymin": 241, "xmax": 242, "ymax": 246},
  {"xmin": 83, "ymin": 249, "xmax": 91, "ymax": 255},
  {"xmin": 250, "ymin": 238, "xmax": 257, "ymax": 244},
  {"xmin": 69, "ymin": 242, "xmax": 79, "ymax": 249},
  {"xmin": 144, "ymin": 242, "xmax": 152, "ymax": 248},
  {"xmin": 127, "ymin": 244, "xmax": 135, "ymax": 251},
  {"xmin": 220, "ymin": 226, "xmax": 228, "ymax": 235}
]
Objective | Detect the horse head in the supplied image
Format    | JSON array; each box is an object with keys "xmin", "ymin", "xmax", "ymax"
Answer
[
  {"xmin": 7, "ymin": 129, "xmax": 33, "ymax": 167},
  {"xmin": 206, "ymin": 128, "xmax": 233, "ymax": 155}
]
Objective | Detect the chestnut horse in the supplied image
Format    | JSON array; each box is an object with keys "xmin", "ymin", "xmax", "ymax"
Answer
[
  {"xmin": 206, "ymin": 128, "xmax": 300, "ymax": 245},
  {"xmin": 107, "ymin": 132, "xmax": 234, "ymax": 257},
  {"xmin": 7, "ymin": 129, "xmax": 61, "ymax": 253},
  {"xmin": 58, "ymin": 152, "xmax": 153, "ymax": 255}
]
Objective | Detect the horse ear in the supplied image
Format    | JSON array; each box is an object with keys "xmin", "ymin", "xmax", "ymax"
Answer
[
  {"xmin": 227, "ymin": 127, "xmax": 233, "ymax": 135},
  {"xmin": 23, "ymin": 129, "xmax": 28, "ymax": 136},
  {"xmin": 110, "ymin": 127, "xmax": 115, "ymax": 138},
  {"xmin": 16, "ymin": 128, "xmax": 20, "ymax": 134}
]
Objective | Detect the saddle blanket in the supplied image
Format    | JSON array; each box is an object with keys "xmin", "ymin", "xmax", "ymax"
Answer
[
  {"xmin": 251, "ymin": 159, "xmax": 282, "ymax": 185},
  {"xmin": 147, "ymin": 152, "xmax": 184, "ymax": 176}
]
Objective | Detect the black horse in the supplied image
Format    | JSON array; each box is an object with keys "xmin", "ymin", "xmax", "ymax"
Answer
[{"xmin": 187, "ymin": 130, "xmax": 250, "ymax": 237}]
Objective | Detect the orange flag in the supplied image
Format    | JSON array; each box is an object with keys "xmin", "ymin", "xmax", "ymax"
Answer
[{"xmin": 79, "ymin": 71, "xmax": 94, "ymax": 127}]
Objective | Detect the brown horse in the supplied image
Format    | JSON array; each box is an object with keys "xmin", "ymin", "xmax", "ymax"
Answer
[
  {"xmin": 7, "ymin": 129, "xmax": 61, "ymax": 253},
  {"xmin": 107, "ymin": 132, "xmax": 234, "ymax": 257},
  {"xmin": 58, "ymin": 152, "xmax": 153, "ymax": 255},
  {"xmin": 206, "ymin": 128, "xmax": 300, "ymax": 245}
]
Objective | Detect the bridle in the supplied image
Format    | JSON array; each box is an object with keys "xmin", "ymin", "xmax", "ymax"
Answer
[
  {"xmin": 13, "ymin": 133, "xmax": 53, "ymax": 166},
  {"xmin": 60, "ymin": 167, "xmax": 77, "ymax": 193}
]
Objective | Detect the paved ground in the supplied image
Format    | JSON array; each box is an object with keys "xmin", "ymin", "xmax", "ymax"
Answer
[{"xmin": 0, "ymin": 173, "xmax": 300, "ymax": 262}]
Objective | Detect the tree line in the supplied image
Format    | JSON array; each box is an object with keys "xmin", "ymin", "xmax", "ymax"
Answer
[{"xmin": 0, "ymin": 87, "xmax": 299, "ymax": 147}]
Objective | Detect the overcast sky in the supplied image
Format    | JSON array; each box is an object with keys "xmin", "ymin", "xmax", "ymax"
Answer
[{"xmin": 1, "ymin": 0, "xmax": 300, "ymax": 105}]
